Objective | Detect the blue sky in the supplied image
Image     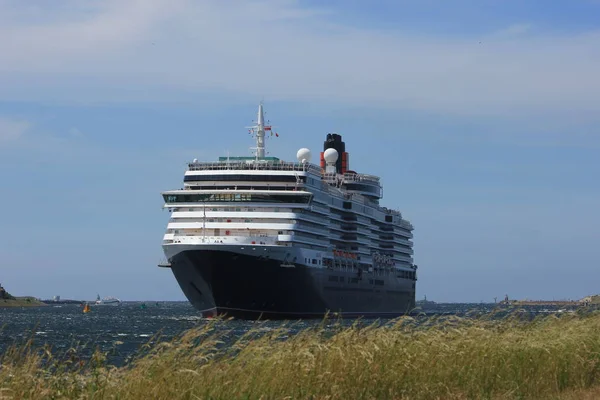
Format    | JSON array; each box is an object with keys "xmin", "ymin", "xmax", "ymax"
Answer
[{"xmin": 1, "ymin": 0, "xmax": 599, "ymax": 302}]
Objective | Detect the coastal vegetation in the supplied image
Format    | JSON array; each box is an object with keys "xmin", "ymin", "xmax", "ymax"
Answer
[
  {"xmin": 3, "ymin": 310, "xmax": 600, "ymax": 399},
  {"xmin": 0, "ymin": 283, "xmax": 45, "ymax": 308},
  {"xmin": 0, "ymin": 283, "xmax": 14, "ymax": 300}
]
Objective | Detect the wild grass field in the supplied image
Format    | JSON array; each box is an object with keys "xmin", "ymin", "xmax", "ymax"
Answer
[{"xmin": 2, "ymin": 310, "xmax": 600, "ymax": 399}]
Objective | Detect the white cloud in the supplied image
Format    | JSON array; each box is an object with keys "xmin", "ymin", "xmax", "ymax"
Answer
[
  {"xmin": 0, "ymin": 0, "xmax": 599, "ymax": 119},
  {"xmin": 0, "ymin": 117, "xmax": 30, "ymax": 144}
]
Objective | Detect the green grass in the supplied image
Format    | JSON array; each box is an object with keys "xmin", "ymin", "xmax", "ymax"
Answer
[{"xmin": 3, "ymin": 310, "xmax": 600, "ymax": 399}]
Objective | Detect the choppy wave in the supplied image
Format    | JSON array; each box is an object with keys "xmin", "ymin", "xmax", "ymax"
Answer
[{"xmin": 0, "ymin": 301, "xmax": 584, "ymax": 366}]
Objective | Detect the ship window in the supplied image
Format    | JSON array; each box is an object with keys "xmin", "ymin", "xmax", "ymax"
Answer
[
  {"xmin": 312, "ymin": 259, "xmax": 317, "ymax": 265},
  {"xmin": 343, "ymin": 202, "xmax": 352, "ymax": 209}
]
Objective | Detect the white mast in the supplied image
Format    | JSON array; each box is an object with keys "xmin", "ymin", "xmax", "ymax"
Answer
[
  {"xmin": 256, "ymin": 103, "xmax": 266, "ymax": 159},
  {"xmin": 248, "ymin": 102, "xmax": 273, "ymax": 159}
]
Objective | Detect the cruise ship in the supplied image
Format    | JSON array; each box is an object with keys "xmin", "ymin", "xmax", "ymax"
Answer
[
  {"xmin": 159, "ymin": 104, "xmax": 417, "ymax": 319},
  {"xmin": 94, "ymin": 294, "xmax": 121, "ymax": 306}
]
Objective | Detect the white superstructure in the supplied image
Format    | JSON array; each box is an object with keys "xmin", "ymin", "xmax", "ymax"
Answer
[{"xmin": 161, "ymin": 104, "xmax": 416, "ymax": 281}]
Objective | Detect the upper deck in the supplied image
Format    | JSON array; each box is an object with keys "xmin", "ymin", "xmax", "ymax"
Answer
[
  {"xmin": 187, "ymin": 157, "xmax": 381, "ymax": 184},
  {"xmin": 187, "ymin": 158, "xmax": 323, "ymax": 176}
]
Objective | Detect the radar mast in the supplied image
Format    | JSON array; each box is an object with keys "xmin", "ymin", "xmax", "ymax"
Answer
[{"xmin": 247, "ymin": 102, "xmax": 273, "ymax": 159}]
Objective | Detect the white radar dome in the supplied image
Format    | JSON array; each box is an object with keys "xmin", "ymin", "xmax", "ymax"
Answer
[
  {"xmin": 323, "ymin": 148, "xmax": 339, "ymax": 163},
  {"xmin": 296, "ymin": 148, "xmax": 312, "ymax": 163}
]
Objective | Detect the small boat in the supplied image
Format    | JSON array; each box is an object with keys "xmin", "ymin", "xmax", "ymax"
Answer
[{"xmin": 94, "ymin": 294, "xmax": 121, "ymax": 306}]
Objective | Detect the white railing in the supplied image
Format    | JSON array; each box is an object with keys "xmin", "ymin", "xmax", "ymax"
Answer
[
  {"xmin": 188, "ymin": 160, "xmax": 322, "ymax": 175},
  {"xmin": 323, "ymin": 172, "xmax": 380, "ymax": 185},
  {"xmin": 399, "ymin": 220, "xmax": 413, "ymax": 229},
  {"xmin": 182, "ymin": 185, "xmax": 307, "ymax": 192},
  {"xmin": 343, "ymin": 173, "xmax": 380, "ymax": 184},
  {"xmin": 181, "ymin": 161, "xmax": 413, "ymax": 231}
]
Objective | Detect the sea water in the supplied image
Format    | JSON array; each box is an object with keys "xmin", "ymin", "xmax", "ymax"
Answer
[{"xmin": 0, "ymin": 302, "xmax": 575, "ymax": 366}]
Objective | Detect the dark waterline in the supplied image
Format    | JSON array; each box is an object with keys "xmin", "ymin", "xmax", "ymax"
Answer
[{"xmin": 0, "ymin": 302, "xmax": 584, "ymax": 367}]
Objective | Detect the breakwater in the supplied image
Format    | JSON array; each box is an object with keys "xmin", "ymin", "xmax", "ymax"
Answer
[{"xmin": 498, "ymin": 293, "xmax": 600, "ymax": 308}]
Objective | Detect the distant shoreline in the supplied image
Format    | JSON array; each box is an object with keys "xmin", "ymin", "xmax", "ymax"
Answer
[{"xmin": 0, "ymin": 297, "xmax": 47, "ymax": 308}]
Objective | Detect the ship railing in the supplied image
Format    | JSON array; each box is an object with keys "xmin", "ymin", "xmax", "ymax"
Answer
[
  {"xmin": 181, "ymin": 185, "xmax": 307, "ymax": 192},
  {"xmin": 322, "ymin": 172, "xmax": 380, "ymax": 185},
  {"xmin": 188, "ymin": 160, "xmax": 322, "ymax": 175},
  {"xmin": 185, "ymin": 163, "xmax": 411, "ymax": 224},
  {"xmin": 342, "ymin": 173, "xmax": 381, "ymax": 184},
  {"xmin": 380, "ymin": 206, "xmax": 401, "ymax": 216},
  {"xmin": 399, "ymin": 221, "xmax": 413, "ymax": 229}
]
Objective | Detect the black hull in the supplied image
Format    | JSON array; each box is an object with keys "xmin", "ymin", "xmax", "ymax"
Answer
[{"xmin": 169, "ymin": 249, "xmax": 416, "ymax": 320}]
